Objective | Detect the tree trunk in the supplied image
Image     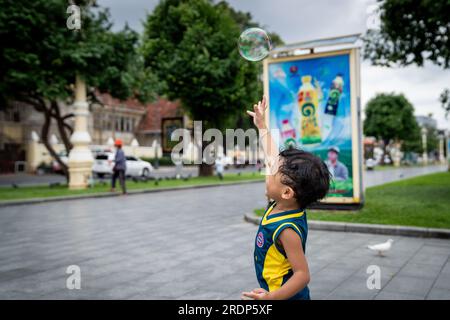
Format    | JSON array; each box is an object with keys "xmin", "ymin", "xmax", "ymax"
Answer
[
  {"xmin": 20, "ymin": 96, "xmax": 74, "ymax": 183},
  {"xmin": 198, "ymin": 132, "xmax": 215, "ymax": 177},
  {"xmin": 199, "ymin": 163, "xmax": 214, "ymax": 176},
  {"xmin": 51, "ymin": 100, "xmax": 73, "ymax": 152},
  {"xmin": 39, "ymin": 103, "xmax": 70, "ymax": 181}
]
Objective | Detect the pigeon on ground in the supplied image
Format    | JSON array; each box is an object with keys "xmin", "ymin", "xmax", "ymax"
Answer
[{"xmin": 367, "ymin": 239, "xmax": 394, "ymax": 257}]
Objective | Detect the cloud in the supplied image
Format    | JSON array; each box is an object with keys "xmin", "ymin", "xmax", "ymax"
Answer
[
  {"xmin": 98, "ymin": 0, "xmax": 157, "ymax": 31},
  {"xmin": 361, "ymin": 62, "xmax": 450, "ymax": 129}
]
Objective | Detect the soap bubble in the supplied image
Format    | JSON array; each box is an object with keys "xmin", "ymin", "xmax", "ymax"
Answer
[{"xmin": 238, "ymin": 28, "xmax": 272, "ymax": 62}]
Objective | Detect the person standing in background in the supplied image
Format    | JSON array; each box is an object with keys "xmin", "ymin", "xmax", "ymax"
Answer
[
  {"xmin": 215, "ymin": 154, "xmax": 225, "ymax": 180},
  {"xmin": 111, "ymin": 139, "xmax": 127, "ymax": 194}
]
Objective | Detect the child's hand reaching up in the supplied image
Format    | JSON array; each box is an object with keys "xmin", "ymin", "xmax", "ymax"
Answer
[
  {"xmin": 247, "ymin": 96, "xmax": 268, "ymax": 130},
  {"xmin": 246, "ymin": 96, "xmax": 278, "ymax": 173}
]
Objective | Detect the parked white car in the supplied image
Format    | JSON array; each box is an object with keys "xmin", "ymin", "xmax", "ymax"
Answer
[{"xmin": 92, "ymin": 153, "xmax": 154, "ymax": 178}]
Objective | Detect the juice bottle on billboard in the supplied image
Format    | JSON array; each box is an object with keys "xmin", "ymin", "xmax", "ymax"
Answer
[
  {"xmin": 281, "ymin": 119, "xmax": 296, "ymax": 147},
  {"xmin": 325, "ymin": 74, "xmax": 344, "ymax": 116},
  {"xmin": 298, "ymin": 75, "xmax": 322, "ymax": 145},
  {"xmin": 322, "ymin": 74, "xmax": 344, "ymax": 139}
]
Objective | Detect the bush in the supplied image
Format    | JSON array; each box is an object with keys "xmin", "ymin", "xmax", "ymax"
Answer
[{"xmin": 36, "ymin": 162, "xmax": 53, "ymax": 174}]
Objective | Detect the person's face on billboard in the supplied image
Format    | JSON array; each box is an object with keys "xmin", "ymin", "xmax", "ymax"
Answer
[{"xmin": 328, "ymin": 150, "xmax": 338, "ymax": 162}]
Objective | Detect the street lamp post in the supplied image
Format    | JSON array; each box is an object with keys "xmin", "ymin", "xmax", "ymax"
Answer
[
  {"xmin": 68, "ymin": 75, "xmax": 94, "ymax": 189},
  {"xmin": 421, "ymin": 127, "xmax": 428, "ymax": 165}
]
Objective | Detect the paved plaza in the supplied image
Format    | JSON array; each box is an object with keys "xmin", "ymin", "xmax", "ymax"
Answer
[{"xmin": 0, "ymin": 165, "xmax": 449, "ymax": 300}]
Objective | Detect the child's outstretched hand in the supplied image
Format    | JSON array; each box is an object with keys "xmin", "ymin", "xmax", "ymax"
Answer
[
  {"xmin": 247, "ymin": 96, "xmax": 268, "ymax": 130},
  {"xmin": 241, "ymin": 288, "xmax": 270, "ymax": 300}
]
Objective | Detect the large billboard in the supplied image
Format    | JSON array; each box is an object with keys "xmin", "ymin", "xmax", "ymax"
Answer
[{"xmin": 264, "ymin": 49, "xmax": 363, "ymax": 206}]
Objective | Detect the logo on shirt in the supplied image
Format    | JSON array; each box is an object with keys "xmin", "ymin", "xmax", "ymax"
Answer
[{"xmin": 256, "ymin": 232, "xmax": 264, "ymax": 248}]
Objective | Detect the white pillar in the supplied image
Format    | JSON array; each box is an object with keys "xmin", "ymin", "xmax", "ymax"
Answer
[
  {"xmin": 392, "ymin": 141, "xmax": 401, "ymax": 167},
  {"xmin": 68, "ymin": 75, "xmax": 94, "ymax": 189},
  {"xmin": 421, "ymin": 127, "xmax": 428, "ymax": 165},
  {"xmin": 26, "ymin": 131, "xmax": 40, "ymax": 173},
  {"xmin": 131, "ymin": 138, "xmax": 139, "ymax": 157},
  {"xmin": 106, "ymin": 137, "xmax": 114, "ymax": 147}
]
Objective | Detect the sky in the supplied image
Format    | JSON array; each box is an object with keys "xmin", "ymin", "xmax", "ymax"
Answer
[{"xmin": 97, "ymin": 0, "xmax": 450, "ymax": 130}]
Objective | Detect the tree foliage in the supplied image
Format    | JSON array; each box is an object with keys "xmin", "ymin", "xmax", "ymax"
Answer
[
  {"xmin": 215, "ymin": 0, "xmax": 283, "ymax": 130},
  {"xmin": 440, "ymin": 88, "xmax": 450, "ymax": 119},
  {"xmin": 363, "ymin": 0, "xmax": 450, "ymax": 120},
  {"xmin": 363, "ymin": 0, "xmax": 450, "ymax": 68},
  {"xmin": 141, "ymin": 0, "xmax": 278, "ymax": 131},
  {"xmin": 0, "ymin": 0, "xmax": 157, "ymax": 178},
  {"xmin": 364, "ymin": 93, "xmax": 421, "ymax": 154}
]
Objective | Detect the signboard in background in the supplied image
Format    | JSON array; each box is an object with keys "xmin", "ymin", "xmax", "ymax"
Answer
[
  {"xmin": 264, "ymin": 48, "xmax": 363, "ymax": 207},
  {"xmin": 161, "ymin": 117, "xmax": 184, "ymax": 153}
]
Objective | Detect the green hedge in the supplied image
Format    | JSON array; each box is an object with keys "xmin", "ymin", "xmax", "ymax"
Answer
[{"xmin": 140, "ymin": 156, "xmax": 177, "ymax": 167}]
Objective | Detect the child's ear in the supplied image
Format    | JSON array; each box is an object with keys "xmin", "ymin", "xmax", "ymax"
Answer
[{"xmin": 281, "ymin": 186, "xmax": 295, "ymax": 200}]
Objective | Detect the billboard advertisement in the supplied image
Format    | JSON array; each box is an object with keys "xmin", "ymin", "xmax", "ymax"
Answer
[
  {"xmin": 264, "ymin": 49, "xmax": 363, "ymax": 206},
  {"xmin": 161, "ymin": 117, "xmax": 184, "ymax": 153}
]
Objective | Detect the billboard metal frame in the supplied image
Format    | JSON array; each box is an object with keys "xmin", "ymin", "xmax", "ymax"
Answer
[{"xmin": 263, "ymin": 37, "xmax": 364, "ymax": 209}]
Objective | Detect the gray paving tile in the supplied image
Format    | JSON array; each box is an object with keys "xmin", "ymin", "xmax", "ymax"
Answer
[
  {"xmin": 397, "ymin": 263, "xmax": 443, "ymax": 279},
  {"xmin": 432, "ymin": 273, "xmax": 450, "ymax": 290},
  {"xmin": 327, "ymin": 275, "xmax": 379, "ymax": 300},
  {"xmin": 441, "ymin": 262, "xmax": 450, "ymax": 275},
  {"xmin": 374, "ymin": 291, "xmax": 425, "ymax": 300},
  {"xmin": 409, "ymin": 253, "xmax": 449, "ymax": 267},
  {"xmin": 426, "ymin": 288, "xmax": 450, "ymax": 300},
  {"xmin": 0, "ymin": 180, "xmax": 449, "ymax": 300},
  {"xmin": 382, "ymin": 275, "xmax": 434, "ymax": 297}
]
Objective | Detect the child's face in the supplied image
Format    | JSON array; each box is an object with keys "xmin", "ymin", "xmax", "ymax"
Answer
[{"xmin": 265, "ymin": 157, "xmax": 289, "ymax": 201}]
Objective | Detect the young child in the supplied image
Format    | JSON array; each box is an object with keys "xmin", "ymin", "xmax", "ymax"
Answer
[{"xmin": 242, "ymin": 96, "xmax": 330, "ymax": 300}]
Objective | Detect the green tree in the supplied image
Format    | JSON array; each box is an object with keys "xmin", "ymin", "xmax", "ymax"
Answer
[
  {"xmin": 423, "ymin": 122, "xmax": 439, "ymax": 153},
  {"xmin": 440, "ymin": 89, "xmax": 450, "ymax": 119},
  {"xmin": 215, "ymin": 1, "xmax": 283, "ymax": 131},
  {"xmin": 141, "ymin": 0, "xmax": 277, "ymax": 175},
  {"xmin": 364, "ymin": 93, "xmax": 420, "ymax": 163},
  {"xmin": 363, "ymin": 0, "xmax": 450, "ymax": 121},
  {"xmin": 402, "ymin": 115, "xmax": 439, "ymax": 156},
  {"xmin": 0, "ymin": 0, "xmax": 157, "ymax": 179},
  {"xmin": 216, "ymin": 1, "xmax": 284, "ymax": 48},
  {"xmin": 401, "ymin": 126, "xmax": 422, "ymax": 154}
]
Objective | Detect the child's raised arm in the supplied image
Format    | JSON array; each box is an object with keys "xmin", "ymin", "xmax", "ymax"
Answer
[{"xmin": 247, "ymin": 96, "xmax": 279, "ymax": 174}]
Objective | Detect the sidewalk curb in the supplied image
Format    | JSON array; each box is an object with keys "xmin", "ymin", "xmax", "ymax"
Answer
[
  {"xmin": 243, "ymin": 213, "xmax": 450, "ymax": 239},
  {"xmin": 0, "ymin": 179, "xmax": 264, "ymax": 208}
]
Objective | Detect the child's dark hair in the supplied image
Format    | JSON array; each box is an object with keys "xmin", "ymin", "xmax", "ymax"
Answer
[{"xmin": 278, "ymin": 147, "xmax": 331, "ymax": 209}]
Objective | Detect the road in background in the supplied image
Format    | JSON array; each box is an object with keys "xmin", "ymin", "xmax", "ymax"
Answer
[{"xmin": 0, "ymin": 164, "xmax": 446, "ymax": 188}]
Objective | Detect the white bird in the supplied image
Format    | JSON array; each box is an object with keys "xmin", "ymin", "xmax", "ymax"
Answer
[{"xmin": 367, "ymin": 239, "xmax": 394, "ymax": 256}]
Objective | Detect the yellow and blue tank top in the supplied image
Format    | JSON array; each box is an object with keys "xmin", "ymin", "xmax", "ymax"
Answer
[{"xmin": 254, "ymin": 201, "xmax": 310, "ymax": 300}]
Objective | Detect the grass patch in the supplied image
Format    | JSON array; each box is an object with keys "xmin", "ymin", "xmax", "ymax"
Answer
[
  {"xmin": 254, "ymin": 172, "xmax": 450, "ymax": 229},
  {"xmin": 372, "ymin": 164, "xmax": 423, "ymax": 171},
  {"xmin": 0, "ymin": 172, "xmax": 264, "ymax": 202}
]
